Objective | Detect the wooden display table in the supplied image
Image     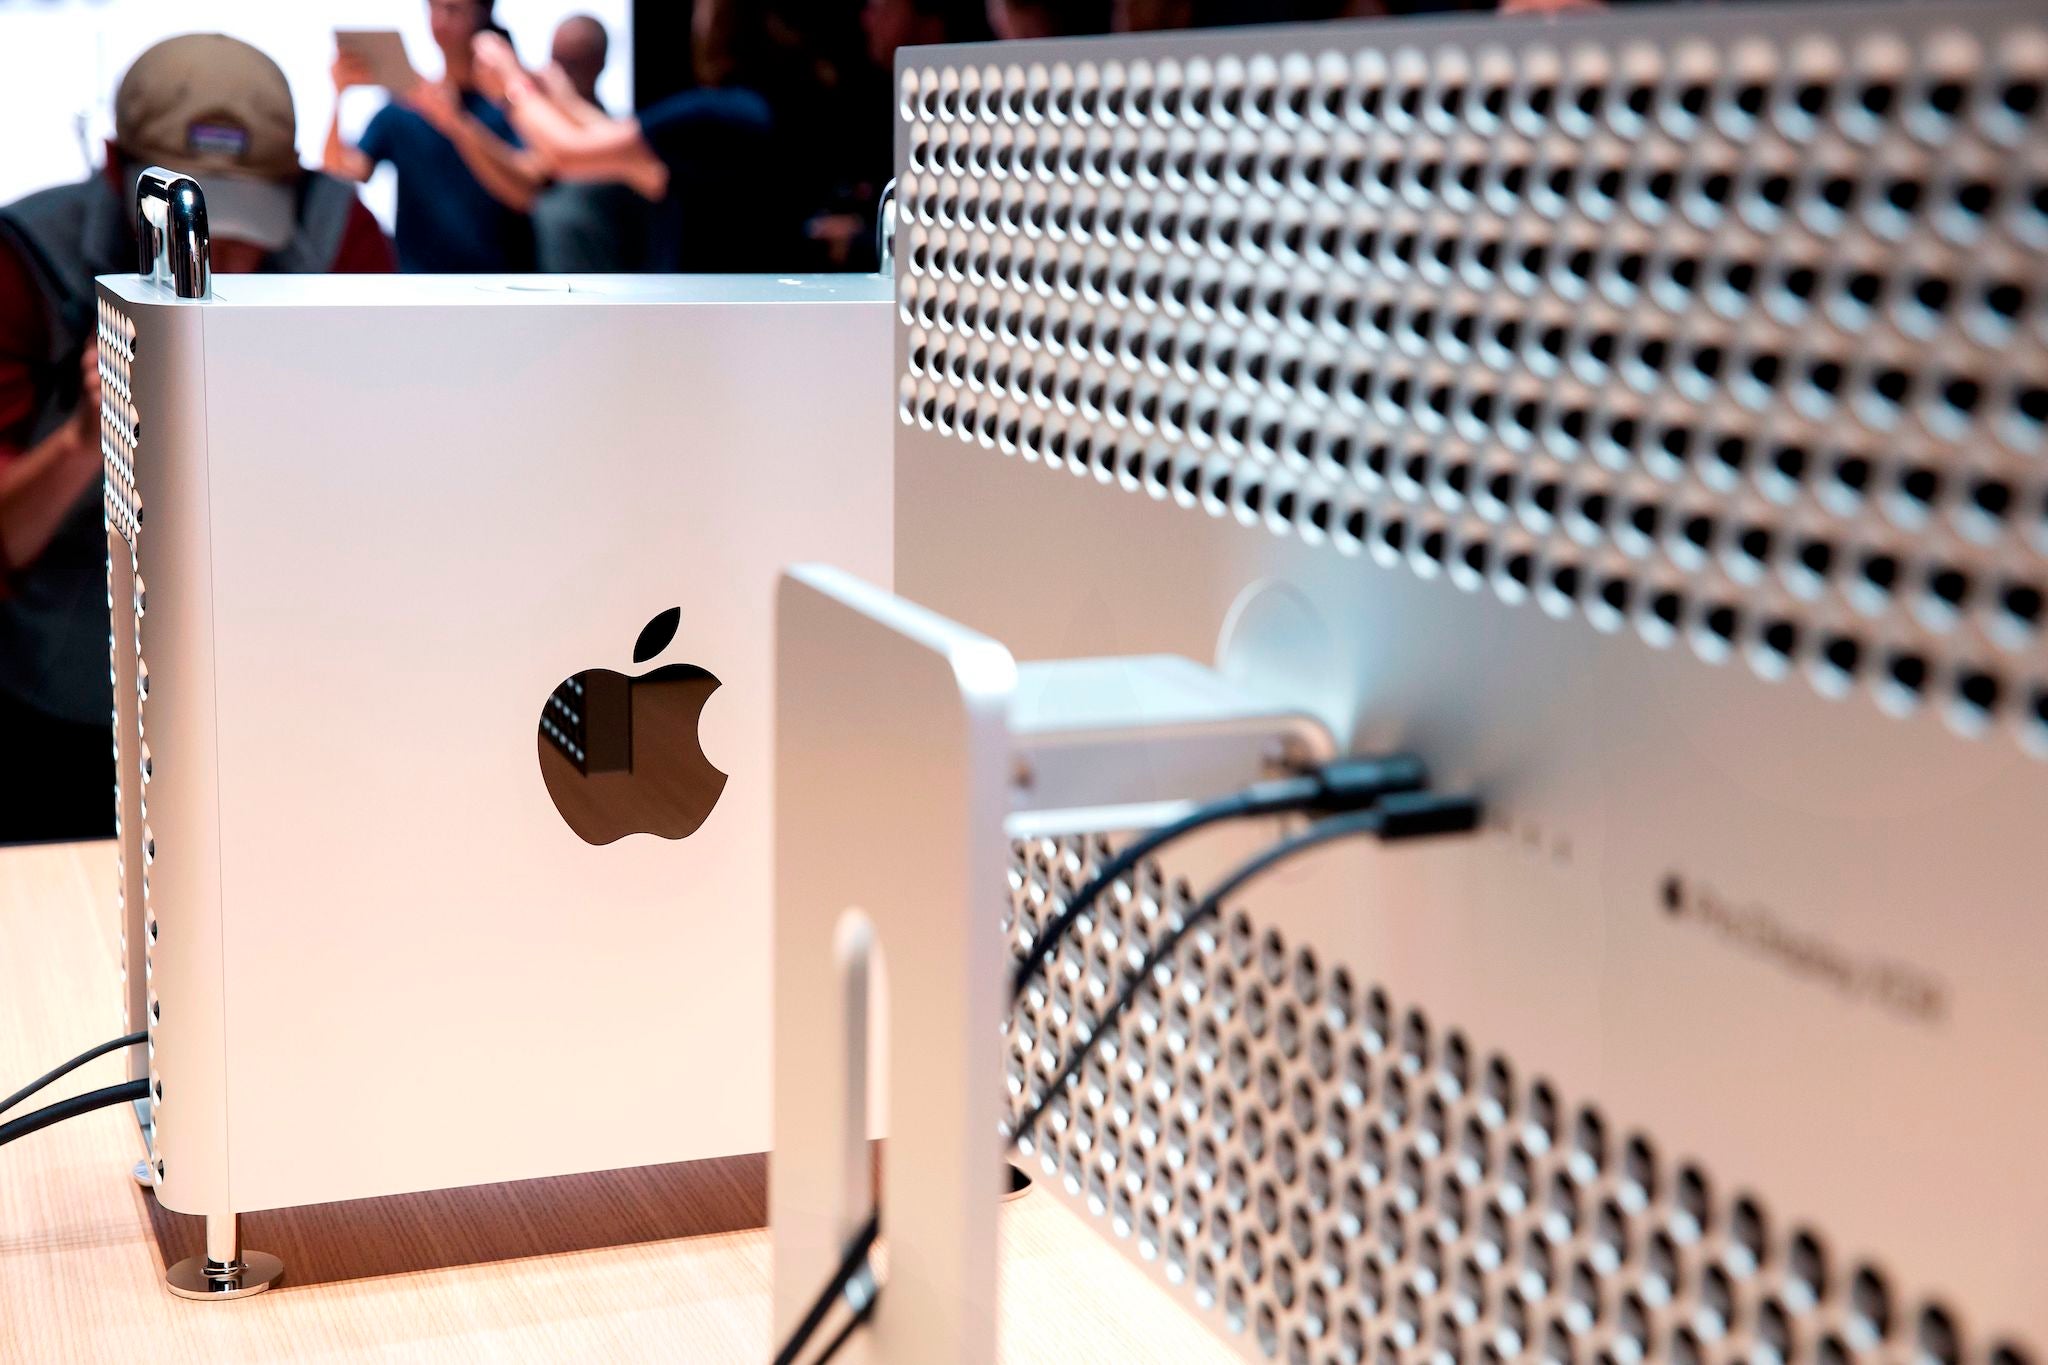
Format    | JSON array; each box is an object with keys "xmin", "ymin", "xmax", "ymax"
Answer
[{"xmin": 0, "ymin": 840, "xmax": 1231, "ymax": 1363}]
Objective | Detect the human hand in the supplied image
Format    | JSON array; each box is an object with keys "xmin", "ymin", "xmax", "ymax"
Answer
[
  {"xmin": 472, "ymin": 57, "xmax": 505, "ymax": 102},
  {"xmin": 403, "ymin": 79, "xmax": 462, "ymax": 134},
  {"xmin": 538, "ymin": 62, "xmax": 578, "ymax": 106},
  {"xmin": 471, "ymin": 31, "xmax": 519, "ymax": 101},
  {"xmin": 332, "ymin": 51, "xmax": 375, "ymax": 92}
]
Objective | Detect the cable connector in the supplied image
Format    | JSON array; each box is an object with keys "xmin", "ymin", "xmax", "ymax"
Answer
[
  {"xmin": 1369, "ymin": 790, "xmax": 1483, "ymax": 841},
  {"xmin": 1011, "ymin": 752, "xmax": 1429, "ymax": 1003},
  {"xmin": 1271, "ymin": 752, "xmax": 1430, "ymax": 813}
]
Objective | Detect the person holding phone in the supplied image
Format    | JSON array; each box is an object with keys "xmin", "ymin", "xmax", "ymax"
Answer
[{"xmin": 325, "ymin": 0, "xmax": 539, "ymax": 272}]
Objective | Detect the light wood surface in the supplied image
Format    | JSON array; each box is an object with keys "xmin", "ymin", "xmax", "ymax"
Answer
[{"xmin": 0, "ymin": 840, "xmax": 1235, "ymax": 1363}]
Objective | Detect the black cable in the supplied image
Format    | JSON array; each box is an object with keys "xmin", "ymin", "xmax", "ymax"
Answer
[
  {"xmin": 1008, "ymin": 791, "xmax": 1481, "ymax": 1149},
  {"xmin": 771, "ymin": 1212, "xmax": 881, "ymax": 1365},
  {"xmin": 807, "ymin": 1263, "xmax": 879, "ymax": 1365},
  {"xmin": 1010, "ymin": 754, "xmax": 1426, "ymax": 1004},
  {"xmin": 0, "ymin": 1031, "xmax": 146, "ymax": 1116},
  {"xmin": 773, "ymin": 771, "xmax": 1458, "ymax": 1365},
  {"xmin": 0, "ymin": 1080, "xmax": 149, "ymax": 1149}
]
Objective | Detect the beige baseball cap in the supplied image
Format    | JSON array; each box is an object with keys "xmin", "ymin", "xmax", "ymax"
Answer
[{"xmin": 115, "ymin": 34, "xmax": 300, "ymax": 252}]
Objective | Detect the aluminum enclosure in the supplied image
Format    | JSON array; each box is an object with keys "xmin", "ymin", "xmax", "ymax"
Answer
[{"xmin": 98, "ymin": 271, "xmax": 893, "ymax": 1220}]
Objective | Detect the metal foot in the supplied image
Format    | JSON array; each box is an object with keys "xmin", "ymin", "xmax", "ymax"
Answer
[
  {"xmin": 132, "ymin": 1159, "xmax": 153, "ymax": 1187},
  {"xmin": 166, "ymin": 1213, "xmax": 282, "ymax": 1300}
]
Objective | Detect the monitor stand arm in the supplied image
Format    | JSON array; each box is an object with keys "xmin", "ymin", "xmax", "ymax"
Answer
[{"xmin": 770, "ymin": 564, "xmax": 1332, "ymax": 1364}]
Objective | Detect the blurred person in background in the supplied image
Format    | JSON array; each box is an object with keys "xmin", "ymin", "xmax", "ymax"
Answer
[
  {"xmin": 787, "ymin": 0, "xmax": 989, "ymax": 271},
  {"xmin": 748, "ymin": 1, "xmax": 874, "ymax": 271},
  {"xmin": 864, "ymin": 0, "xmax": 958, "ymax": 54},
  {"xmin": 472, "ymin": 3, "xmax": 791, "ymax": 272},
  {"xmin": 530, "ymin": 15, "xmax": 651, "ymax": 271},
  {"xmin": 862, "ymin": 0, "xmax": 961, "ymax": 66},
  {"xmin": 0, "ymin": 34, "xmax": 392, "ymax": 844},
  {"xmin": 1111, "ymin": 0, "xmax": 1193, "ymax": 29},
  {"xmin": 326, "ymin": 0, "xmax": 538, "ymax": 272},
  {"xmin": 987, "ymin": 0, "xmax": 1110, "ymax": 39},
  {"xmin": 549, "ymin": 12, "xmax": 611, "ymax": 101}
]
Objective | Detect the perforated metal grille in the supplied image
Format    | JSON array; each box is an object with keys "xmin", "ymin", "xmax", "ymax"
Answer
[
  {"xmin": 139, "ymin": 555, "xmax": 160, "ymax": 1161},
  {"xmin": 107, "ymin": 538, "xmax": 128, "ymax": 1033},
  {"xmin": 1004, "ymin": 834, "xmax": 2033, "ymax": 1365},
  {"xmin": 98, "ymin": 298, "xmax": 140, "ymax": 546},
  {"xmin": 124, "ymin": 547, "xmax": 162, "ymax": 1156},
  {"xmin": 897, "ymin": 6, "xmax": 2048, "ymax": 754},
  {"xmin": 100, "ymin": 298, "xmax": 161, "ymax": 1168}
]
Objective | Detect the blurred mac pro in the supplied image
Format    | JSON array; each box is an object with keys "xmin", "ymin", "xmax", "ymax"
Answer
[
  {"xmin": 99, "ymin": 185, "xmax": 890, "ymax": 1288},
  {"xmin": 783, "ymin": 2, "xmax": 2048, "ymax": 1359}
]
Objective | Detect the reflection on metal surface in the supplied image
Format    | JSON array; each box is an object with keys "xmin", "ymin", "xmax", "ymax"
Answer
[
  {"xmin": 134, "ymin": 167, "xmax": 210, "ymax": 300},
  {"xmin": 538, "ymin": 662, "xmax": 727, "ymax": 845}
]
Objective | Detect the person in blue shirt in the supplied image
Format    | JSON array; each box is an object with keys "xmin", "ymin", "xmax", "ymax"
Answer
[{"xmin": 324, "ymin": 0, "xmax": 539, "ymax": 272}]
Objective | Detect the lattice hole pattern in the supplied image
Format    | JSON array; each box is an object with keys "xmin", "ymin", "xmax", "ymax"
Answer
[
  {"xmin": 99, "ymin": 298, "xmax": 162, "ymax": 1172},
  {"xmin": 1004, "ymin": 834, "xmax": 2035, "ymax": 1365},
  {"xmin": 898, "ymin": 7, "xmax": 2048, "ymax": 755},
  {"xmin": 98, "ymin": 297, "xmax": 140, "ymax": 547}
]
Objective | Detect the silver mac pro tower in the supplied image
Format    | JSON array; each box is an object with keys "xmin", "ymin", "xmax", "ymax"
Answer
[
  {"xmin": 774, "ymin": 3, "xmax": 2047, "ymax": 1361},
  {"xmin": 100, "ymin": 197, "xmax": 893, "ymax": 1294}
]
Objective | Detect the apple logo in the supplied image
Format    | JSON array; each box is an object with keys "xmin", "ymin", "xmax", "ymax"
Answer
[{"xmin": 537, "ymin": 606, "xmax": 727, "ymax": 845}]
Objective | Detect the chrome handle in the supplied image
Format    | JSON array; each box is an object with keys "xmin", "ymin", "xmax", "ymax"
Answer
[
  {"xmin": 875, "ymin": 176, "xmax": 896, "ymax": 275},
  {"xmin": 135, "ymin": 167, "xmax": 211, "ymax": 299}
]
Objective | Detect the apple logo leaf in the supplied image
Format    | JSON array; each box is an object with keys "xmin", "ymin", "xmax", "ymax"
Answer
[{"xmin": 633, "ymin": 606, "xmax": 682, "ymax": 664}]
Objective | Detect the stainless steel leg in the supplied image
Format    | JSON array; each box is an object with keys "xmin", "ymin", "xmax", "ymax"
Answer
[{"xmin": 165, "ymin": 1212, "xmax": 283, "ymax": 1300}]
